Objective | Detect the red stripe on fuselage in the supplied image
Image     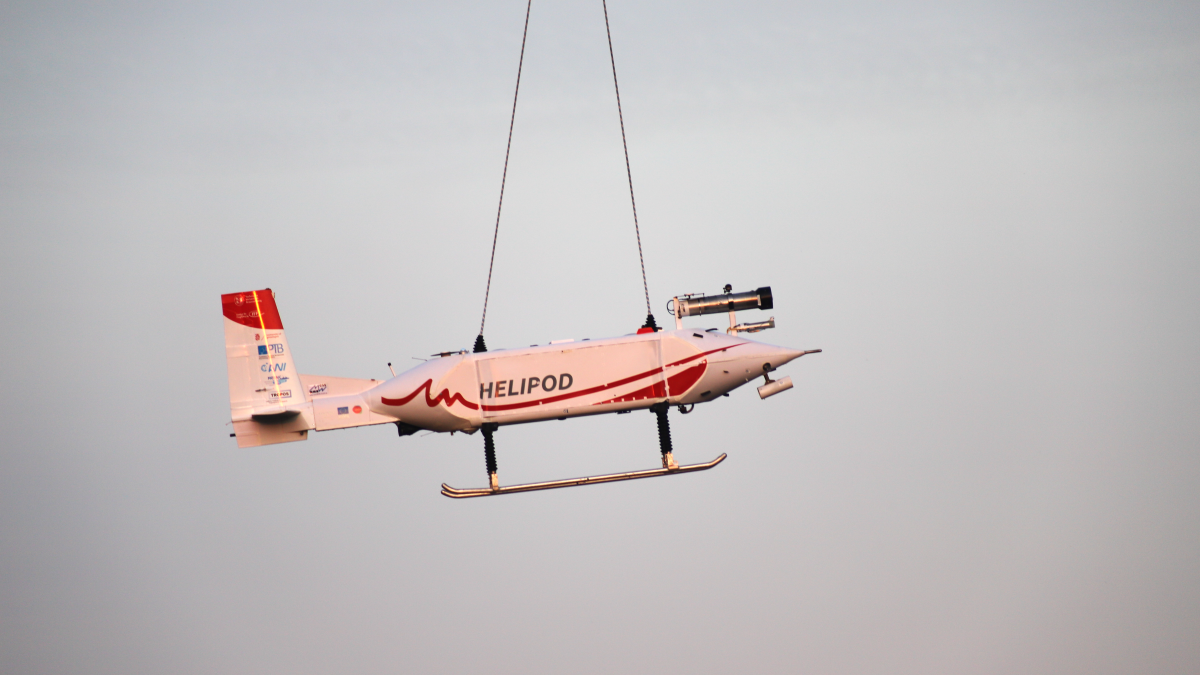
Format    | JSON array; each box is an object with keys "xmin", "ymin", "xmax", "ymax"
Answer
[
  {"xmin": 595, "ymin": 361, "xmax": 709, "ymax": 405},
  {"xmin": 595, "ymin": 380, "xmax": 668, "ymax": 405},
  {"xmin": 481, "ymin": 362, "xmax": 662, "ymax": 412},
  {"xmin": 480, "ymin": 342, "xmax": 742, "ymax": 412},
  {"xmin": 666, "ymin": 360, "xmax": 707, "ymax": 394},
  {"xmin": 378, "ymin": 342, "xmax": 744, "ymax": 413}
]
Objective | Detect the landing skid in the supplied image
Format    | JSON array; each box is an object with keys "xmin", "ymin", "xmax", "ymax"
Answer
[{"xmin": 440, "ymin": 453, "xmax": 727, "ymax": 499}]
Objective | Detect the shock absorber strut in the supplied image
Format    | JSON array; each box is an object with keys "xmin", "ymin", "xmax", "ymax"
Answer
[
  {"xmin": 482, "ymin": 423, "xmax": 499, "ymax": 491},
  {"xmin": 651, "ymin": 403, "xmax": 678, "ymax": 470}
]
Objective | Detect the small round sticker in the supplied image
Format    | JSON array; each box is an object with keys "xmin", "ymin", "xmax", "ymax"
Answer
[{"xmin": 353, "ymin": 406, "xmax": 362, "ymax": 414}]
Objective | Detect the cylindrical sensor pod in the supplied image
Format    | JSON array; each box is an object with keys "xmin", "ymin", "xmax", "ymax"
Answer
[
  {"xmin": 758, "ymin": 376, "xmax": 793, "ymax": 399},
  {"xmin": 676, "ymin": 287, "xmax": 772, "ymax": 317}
]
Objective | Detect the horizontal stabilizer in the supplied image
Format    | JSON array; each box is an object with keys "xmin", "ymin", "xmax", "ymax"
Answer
[{"xmin": 250, "ymin": 409, "xmax": 302, "ymax": 423}]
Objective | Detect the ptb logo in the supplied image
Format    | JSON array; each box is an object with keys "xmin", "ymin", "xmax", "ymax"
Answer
[{"xmin": 257, "ymin": 343, "xmax": 285, "ymax": 356}]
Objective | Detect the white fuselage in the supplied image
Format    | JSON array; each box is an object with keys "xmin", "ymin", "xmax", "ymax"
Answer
[{"xmin": 366, "ymin": 328, "xmax": 807, "ymax": 433}]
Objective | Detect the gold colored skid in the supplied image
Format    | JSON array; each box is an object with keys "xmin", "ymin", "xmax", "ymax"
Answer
[{"xmin": 441, "ymin": 453, "xmax": 728, "ymax": 499}]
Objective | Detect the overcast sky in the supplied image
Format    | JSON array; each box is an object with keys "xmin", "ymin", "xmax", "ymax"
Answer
[{"xmin": 2, "ymin": 2, "xmax": 1198, "ymax": 673}]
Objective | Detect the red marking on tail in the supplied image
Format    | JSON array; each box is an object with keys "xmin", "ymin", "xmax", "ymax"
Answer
[{"xmin": 222, "ymin": 289, "xmax": 284, "ymax": 330}]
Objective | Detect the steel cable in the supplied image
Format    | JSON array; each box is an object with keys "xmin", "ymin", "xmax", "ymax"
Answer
[
  {"xmin": 479, "ymin": 0, "xmax": 654, "ymax": 341},
  {"xmin": 478, "ymin": 0, "xmax": 533, "ymax": 340},
  {"xmin": 603, "ymin": 0, "xmax": 653, "ymax": 319}
]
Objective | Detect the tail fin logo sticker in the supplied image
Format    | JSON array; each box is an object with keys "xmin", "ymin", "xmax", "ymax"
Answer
[
  {"xmin": 308, "ymin": 384, "xmax": 327, "ymax": 395},
  {"xmin": 337, "ymin": 406, "xmax": 349, "ymax": 415},
  {"xmin": 258, "ymin": 344, "xmax": 285, "ymax": 357}
]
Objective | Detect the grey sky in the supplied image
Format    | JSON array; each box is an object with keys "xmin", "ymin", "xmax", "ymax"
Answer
[{"xmin": 2, "ymin": 2, "xmax": 1198, "ymax": 673}]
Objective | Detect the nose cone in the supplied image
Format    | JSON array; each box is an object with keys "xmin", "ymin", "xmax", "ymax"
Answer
[{"xmin": 724, "ymin": 339, "xmax": 819, "ymax": 373}]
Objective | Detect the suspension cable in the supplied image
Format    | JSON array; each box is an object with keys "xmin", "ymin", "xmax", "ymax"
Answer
[
  {"xmin": 602, "ymin": 0, "xmax": 653, "ymax": 321},
  {"xmin": 478, "ymin": 0, "xmax": 533, "ymax": 342}
]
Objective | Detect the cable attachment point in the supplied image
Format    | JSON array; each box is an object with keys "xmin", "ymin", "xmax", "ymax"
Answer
[
  {"xmin": 473, "ymin": 334, "xmax": 488, "ymax": 353},
  {"xmin": 637, "ymin": 313, "xmax": 659, "ymax": 333}
]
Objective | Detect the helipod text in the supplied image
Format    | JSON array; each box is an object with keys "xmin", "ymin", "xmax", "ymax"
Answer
[{"xmin": 480, "ymin": 374, "xmax": 573, "ymax": 399}]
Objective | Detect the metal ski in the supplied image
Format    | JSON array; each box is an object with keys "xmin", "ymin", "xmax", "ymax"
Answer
[{"xmin": 440, "ymin": 453, "xmax": 727, "ymax": 498}]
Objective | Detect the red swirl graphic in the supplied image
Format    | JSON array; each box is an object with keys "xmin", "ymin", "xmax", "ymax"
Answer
[{"xmin": 380, "ymin": 379, "xmax": 479, "ymax": 410}]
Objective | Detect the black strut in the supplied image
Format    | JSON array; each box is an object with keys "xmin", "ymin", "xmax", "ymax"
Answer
[
  {"xmin": 651, "ymin": 403, "xmax": 672, "ymax": 457},
  {"xmin": 482, "ymin": 423, "xmax": 498, "ymax": 476}
]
